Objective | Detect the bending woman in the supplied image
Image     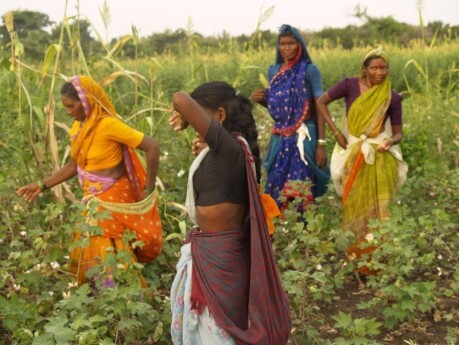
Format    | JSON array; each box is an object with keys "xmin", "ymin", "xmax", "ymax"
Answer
[
  {"xmin": 169, "ymin": 81, "xmax": 291, "ymax": 344},
  {"xmin": 316, "ymin": 49, "xmax": 408, "ymax": 275},
  {"xmin": 16, "ymin": 75, "xmax": 163, "ymax": 287},
  {"xmin": 251, "ymin": 24, "xmax": 330, "ymax": 209}
]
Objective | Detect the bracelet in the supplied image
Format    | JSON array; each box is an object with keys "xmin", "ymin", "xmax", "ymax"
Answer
[
  {"xmin": 144, "ymin": 186, "xmax": 155, "ymax": 194},
  {"xmin": 384, "ymin": 137, "xmax": 394, "ymax": 145},
  {"xmin": 317, "ymin": 139, "xmax": 327, "ymax": 146},
  {"xmin": 333, "ymin": 129, "xmax": 341, "ymax": 137},
  {"xmin": 36, "ymin": 180, "xmax": 47, "ymax": 191}
]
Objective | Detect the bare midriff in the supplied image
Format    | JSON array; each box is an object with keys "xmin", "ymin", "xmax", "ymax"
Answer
[
  {"xmin": 196, "ymin": 203, "xmax": 247, "ymax": 232},
  {"xmin": 86, "ymin": 160, "xmax": 126, "ymax": 180}
]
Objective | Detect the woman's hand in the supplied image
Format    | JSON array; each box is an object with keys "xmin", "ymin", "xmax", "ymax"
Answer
[
  {"xmin": 251, "ymin": 89, "xmax": 268, "ymax": 107},
  {"xmin": 140, "ymin": 189, "xmax": 154, "ymax": 201},
  {"xmin": 316, "ymin": 146, "xmax": 328, "ymax": 169},
  {"xmin": 251, "ymin": 89, "xmax": 266, "ymax": 103},
  {"xmin": 168, "ymin": 107, "xmax": 188, "ymax": 131},
  {"xmin": 336, "ymin": 133, "xmax": 348, "ymax": 149},
  {"xmin": 192, "ymin": 133, "xmax": 208, "ymax": 157},
  {"xmin": 377, "ymin": 137, "xmax": 393, "ymax": 152},
  {"xmin": 16, "ymin": 182, "xmax": 42, "ymax": 203}
]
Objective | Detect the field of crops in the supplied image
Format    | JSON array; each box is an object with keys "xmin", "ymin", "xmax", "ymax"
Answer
[{"xmin": 0, "ymin": 31, "xmax": 458, "ymax": 344}]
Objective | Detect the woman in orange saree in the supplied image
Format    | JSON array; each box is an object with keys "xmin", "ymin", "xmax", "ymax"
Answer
[
  {"xmin": 16, "ymin": 75, "xmax": 163, "ymax": 287},
  {"xmin": 317, "ymin": 49, "xmax": 408, "ymax": 275}
]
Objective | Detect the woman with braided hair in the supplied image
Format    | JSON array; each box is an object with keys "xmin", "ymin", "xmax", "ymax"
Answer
[{"xmin": 169, "ymin": 81, "xmax": 291, "ymax": 345}]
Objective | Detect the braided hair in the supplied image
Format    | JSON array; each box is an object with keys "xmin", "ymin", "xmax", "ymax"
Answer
[{"xmin": 190, "ymin": 81, "xmax": 261, "ymax": 182}]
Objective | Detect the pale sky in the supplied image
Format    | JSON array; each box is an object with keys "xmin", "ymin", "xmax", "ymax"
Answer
[{"xmin": 1, "ymin": 0, "xmax": 458, "ymax": 40}]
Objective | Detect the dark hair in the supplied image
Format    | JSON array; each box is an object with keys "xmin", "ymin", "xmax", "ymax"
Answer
[
  {"xmin": 279, "ymin": 26, "xmax": 296, "ymax": 40},
  {"xmin": 60, "ymin": 81, "xmax": 80, "ymax": 101},
  {"xmin": 190, "ymin": 81, "xmax": 261, "ymax": 182}
]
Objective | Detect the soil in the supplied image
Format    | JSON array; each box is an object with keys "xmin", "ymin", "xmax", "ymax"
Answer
[{"xmin": 289, "ymin": 275, "xmax": 459, "ymax": 345}]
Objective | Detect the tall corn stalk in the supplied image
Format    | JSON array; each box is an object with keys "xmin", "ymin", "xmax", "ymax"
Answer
[
  {"xmin": 42, "ymin": 0, "xmax": 72, "ymax": 202},
  {"xmin": 3, "ymin": 11, "xmax": 47, "ymax": 180}
]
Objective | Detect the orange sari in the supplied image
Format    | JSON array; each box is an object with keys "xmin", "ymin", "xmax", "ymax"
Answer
[{"xmin": 67, "ymin": 76, "xmax": 162, "ymax": 287}]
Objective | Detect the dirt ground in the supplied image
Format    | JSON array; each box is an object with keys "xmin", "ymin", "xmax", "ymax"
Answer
[{"xmin": 294, "ymin": 276, "xmax": 459, "ymax": 345}]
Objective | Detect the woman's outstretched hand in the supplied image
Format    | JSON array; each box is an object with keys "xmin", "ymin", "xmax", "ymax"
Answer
[
  {"xmin": 16, "ymin": 182, "xmax": 42, "ymax": 203},
  {"xmin": 168, "ymin": 107, "xmax": 188, "ymax": 132}
]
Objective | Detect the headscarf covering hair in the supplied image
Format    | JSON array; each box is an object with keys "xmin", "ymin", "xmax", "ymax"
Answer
[
  {"xmin": 275, "ymin": 24, "xmax": 312, "ymax": 65},
  {"xmin": 69, "ymin": 75, "xmax": 117, "ymax": 167},
  {"xmin": 359, "ymin": 47, "xmax": 389, "ymax": 78}
]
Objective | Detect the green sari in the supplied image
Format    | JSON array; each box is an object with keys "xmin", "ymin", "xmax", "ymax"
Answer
[{"xmin": 330, "ymin": 64, "xmax": 407, "ymax": 274}]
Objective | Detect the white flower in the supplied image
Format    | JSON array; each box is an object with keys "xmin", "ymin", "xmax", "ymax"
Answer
[
  {"xmin": 437, "ymin": 254, "xmax": 443, "ymax": 260},
  {"xmin": 48, "ymin": 291, "xmax": 54, "ymax": 296},
  {"xmin": 436, "ymin": 267, "xmax": 443, "ymax": 276},
  {"xmin": 50, "ymin": 261, "xmax": 60, "ymax": 270},
  {"xmin": 365, "ymin": 233, "xmax": 374, "ymax": 241},
  {"xmin": 177, "ymin": 169, "xmax": 185, "ymax": 177},
  {"xmin": 19, "ymin": 231, "xmax": 27, "ymax": 237},
  {"xmin": 315, "ymin": 264, "xmax": 322, "ymax": 271},
  {"xmin": 13, "ymin": 284, "xmax": 21, "ymax": 291},
  {"xmin": 67, "ymin": 282, "xmax": 78, "ymax": 289},
  {"xmin": 62, "ymin": 291, "xmax": 71, "ymax": 299}
]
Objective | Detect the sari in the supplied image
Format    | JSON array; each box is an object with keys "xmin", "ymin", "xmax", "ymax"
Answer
[
  {"xmin": 171, "ymin": 138, "xmax": 291, "ymax": 345},
  {"xmin": 264, "ymin": 25, "xmax": 330, "ymax": 207},
  {"xmin": 67, "ymin": 76, "xmax": 162, "ymax": 287},
  {"xmin": 330, "ymin": 51, "xmax": 408, "ymax": 273}
]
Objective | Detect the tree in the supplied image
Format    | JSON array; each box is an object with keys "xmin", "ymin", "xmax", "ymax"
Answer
[
  {"xmin": 51, "ymin": 18, "xmax": 103, "ymax": 59},
  {"xmin": 0, "ymin": 10, "xmax": 53, "ymax": 60}
]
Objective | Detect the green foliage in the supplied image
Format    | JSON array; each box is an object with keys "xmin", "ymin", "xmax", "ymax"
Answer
[
  {"xmin": 0, "ymin": 10, "xmax": 458, "ymax": 343},
  {"xmin": 332, "ymin": 311, "xmax": 382, "ymax": 344}
]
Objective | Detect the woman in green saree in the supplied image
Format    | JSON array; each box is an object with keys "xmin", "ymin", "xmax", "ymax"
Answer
[{"xmin": 316, "ymin": 48, "xmax": 408, "ymax": 275}]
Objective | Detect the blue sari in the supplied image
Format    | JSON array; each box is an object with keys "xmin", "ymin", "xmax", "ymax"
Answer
[{"xmin": 264, "ymin": 43, "xmax": 330, "ymax": 205}]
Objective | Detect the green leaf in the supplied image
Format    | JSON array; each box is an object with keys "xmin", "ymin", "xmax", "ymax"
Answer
[
  {"xmin": 32, "ymin": 333, "xmax": 54, "ymax": 345},
  {"xmin": 43, "ymin": 316, "xmax": 74, "ymax": 344},
  {"xmin": 332, "ymin": 311, "xmax": 353, "ymax": 329},
  {"xmin": 153, "ymin": 321, "xmax": 163, "ymax": 342}
]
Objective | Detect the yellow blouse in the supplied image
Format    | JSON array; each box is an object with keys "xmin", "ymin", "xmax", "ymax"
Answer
[{"xmin": 70, "ymin": 117, "xmax": 144, "ymax": 170}]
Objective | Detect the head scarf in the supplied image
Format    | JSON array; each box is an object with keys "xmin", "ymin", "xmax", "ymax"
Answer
[
  {"xmin": 359, "ymin": 47, "xmax": 389, "ymax": 78},
  {"xmin": 70, "ymin": 76, "xmax": 117, "ymax": 167},
  {"xmin": 275, "ymin": 24, "xmax": 312, "ymax": 65}
]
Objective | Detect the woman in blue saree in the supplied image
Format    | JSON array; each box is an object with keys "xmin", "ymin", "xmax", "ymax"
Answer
[{"xmin": 252, "ymin": 24, "xmax": 330, "ymax": 209}]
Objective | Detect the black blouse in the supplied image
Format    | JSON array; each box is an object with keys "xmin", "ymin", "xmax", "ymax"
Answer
[{"xmin": 193, "ymin": 121, "xmax": 248, "ymax": 206}]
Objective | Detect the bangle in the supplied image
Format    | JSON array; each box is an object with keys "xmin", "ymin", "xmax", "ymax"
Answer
[
  {"xmin": 36, "ymin": 180, "xmax": 47, "ymax": 191},
  {"xmin": 144, "ymin": 186, "xmax": 155, "ymax": 194},
  {"xmin": 317, "ymin": 139, "xmax": 327, "ymax": 146},
  {"xmin": 333, "ymin": 129, "xmax": 341, "ymax": 137},
  {"xmin": 384, "ymin": 137, "xmax": 394, "ymax": 145}
]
